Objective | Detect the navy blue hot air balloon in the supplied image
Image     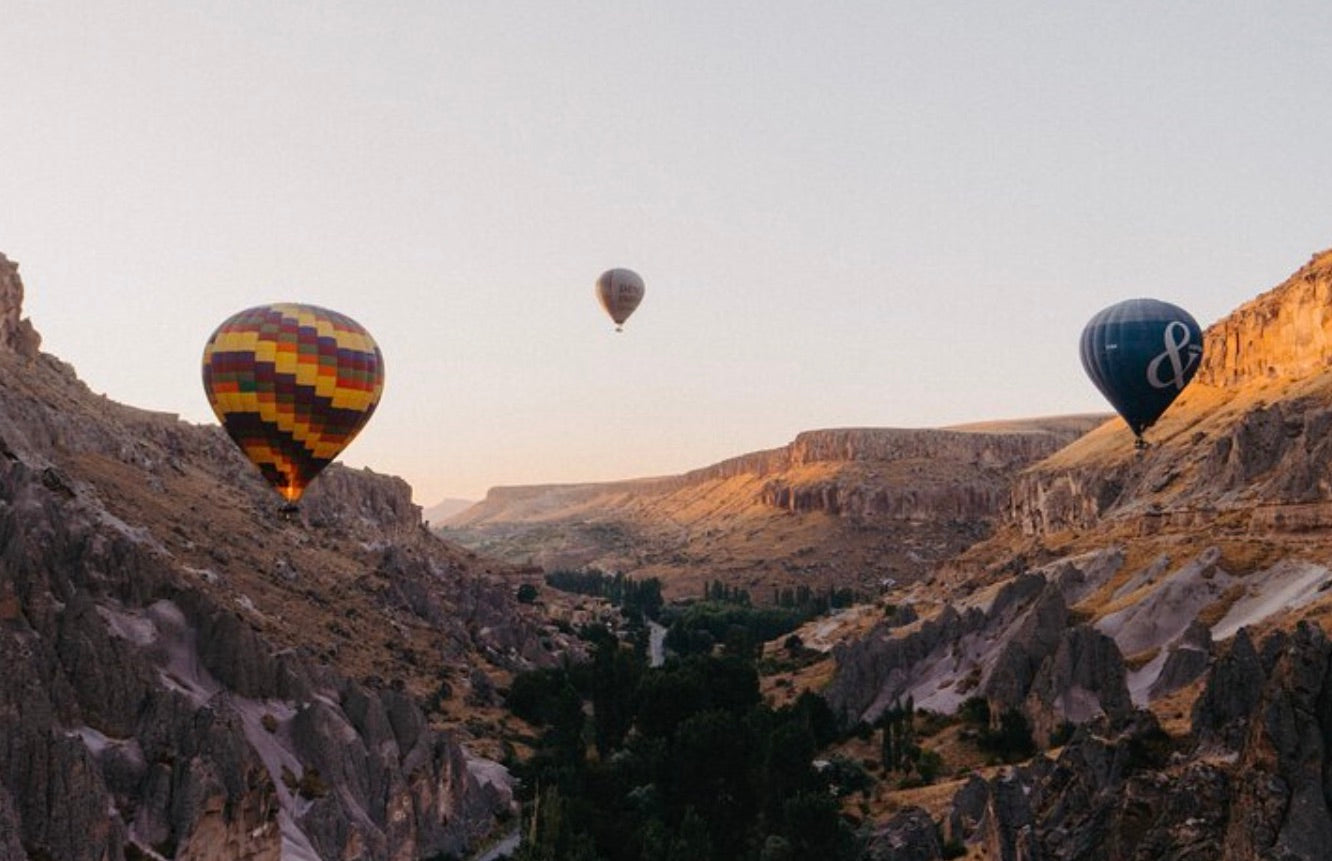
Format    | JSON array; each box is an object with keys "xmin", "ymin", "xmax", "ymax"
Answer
[{"xmin": 1080, "ymin": 298, "xmax": 1203, "ymax": 444}]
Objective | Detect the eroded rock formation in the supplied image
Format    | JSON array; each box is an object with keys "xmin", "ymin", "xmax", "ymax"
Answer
[
  {"xmin": 0, "ymin": 256, "xmax": 543, "ymax": 859},
  {"xmin": 443, "ymin": 418, "xmax": 1105, "ymax": 598},
  {"xmin": 0, "ymin": 254, "xmax": 39, "ymax": 358},
  {"xmin": 1012, "ymin": 248, "xmax": 1332, "ymax": 538}
]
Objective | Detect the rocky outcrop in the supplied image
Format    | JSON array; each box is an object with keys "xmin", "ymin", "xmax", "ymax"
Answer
[
  {"xmin": 301, "ymin": 467, "xmax": 422, "ymax": 538},
  {"xmin": 826, "ymin": 570, "xmax": 1131, "ymax": 733},
  {"xmin": 1218, "ymin": 622, "xmax": 1332, "ymax": 860},
  {"xmin": 1199, "ymin": 249, "xmax": 1332, "ymax": 388},
  {"xmin": 1191, "ymin": 627, "xmax": 1270, "ymax": 750},
  {"xmin": 0, "ymin": 254, "xmax": 39, "ymax": 358},
  {"xmin": 1034, "ymin": 714, "xmax": 1227, "ymax": 860},
  {"xmin": 980, "ymin": 769, "xmax": 1038, "ymax": 861},
  {"xmin": 1148, "ymin": 619, "xmax": 1212, "ymax": 700},
  {"xmin": 981, "ymin": 578, "xmax": 1071, "ymax": 711},
  {"xmin": 1012, "ymin": 249, "xmax": 1332, "ymax": 537},
  {"xmin": 935, "ymin": 622, "xmax": 1332, "ymax": 859},
  {"xmin": 825, "ymin": 603, "xmax": 980, "ymax": 723},
  {"xmin": 445, "ymin": 418, "xmax": 1105, "ymax": 600},
  {"xmin": 937, "ymin": 713, "xmax": 1227, "ymax": 860},
  {"xmin": 1024, "ymin": 625, "xmax": 1132, "ymax": 748},
  {"xmin": 0, "ymin": 258, "xmax": 536, "ymax": 858},
  {"xmin": 864, "ymin": 806, "xmax": 944, "ymax": 860},
  {"xmin": 836, "ymin": 247, "xmax": 1332, "ymax": 857},
  {"xmin": 461, "ymin": 422, "xmax": 1104, "ymax": 526},
  {"xmin": 0, "ymin": 448, "xmax": 515, "ymax": 859},
  {"xmin": 757, "ymin": 473, "xmax": 1011, "ymax": 521},
  {"xmin": 1012, "ymin": 396, "xmax": 1332, "ymax": 535}
]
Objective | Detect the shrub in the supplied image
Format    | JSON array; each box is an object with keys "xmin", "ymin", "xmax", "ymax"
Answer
[
  {"xmin": 959, "ymin": 696, "xmax": 990, "ymax": 727},
  {"xmin": 298, "ymin": 767, "xmax": 329, "ymax": 799},
  {"xmin": 915, "ymin": 748, "xmax": 944, "ymax": 783},
  {"xmin": 978, "ymin": 708, "xmax": 1036, "ymax": 763}
]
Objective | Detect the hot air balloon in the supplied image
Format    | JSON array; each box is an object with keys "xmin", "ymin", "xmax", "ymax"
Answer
[
  {"xmin": 1080, "ymin": 298, "xmax": 1202, "ymax": 446},
  {"xmin": 596, "ymin": 268, "xmax": 644, "ymax": 332},
  {"xmin": 202, "ymin": 303, "xmax": 385, "ymax": 507}
]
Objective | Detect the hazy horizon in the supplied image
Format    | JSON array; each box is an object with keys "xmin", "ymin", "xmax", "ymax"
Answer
[{"xmin": 5, "ymin": 2, "xmax": 1331, "ymax": 503}]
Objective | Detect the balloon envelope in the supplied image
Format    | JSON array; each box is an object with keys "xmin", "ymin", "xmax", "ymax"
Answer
[
  {"xmin": 1079, "ymin": 298, "xmax": 1202, "ymax": 437},
  {"xmin": 596, "ymin": 268, "xmax": 645, "ymax": 330},
  {"xmin": 202, "ymin": 303, "xmax": 385, "ymax": 503}
]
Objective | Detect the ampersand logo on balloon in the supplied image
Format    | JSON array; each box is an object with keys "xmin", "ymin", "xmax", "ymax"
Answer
[{"xmin": 1146, "ymin": 321, "xmax": 1203, "ymax": 390}]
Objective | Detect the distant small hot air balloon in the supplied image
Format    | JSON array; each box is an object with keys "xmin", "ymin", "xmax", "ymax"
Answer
[
  {"xmin": 596, "ymin": 268, "xmax": 645, "ymax": 332},
  {"xmin": 1080, "ymin": 298, "xmax": 1202, "ymax": 446},
  {"xmin": 202, "ymin": 303, "xmax": 385, "ymax": 507}
]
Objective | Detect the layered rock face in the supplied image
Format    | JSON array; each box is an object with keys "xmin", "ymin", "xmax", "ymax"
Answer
[
  {"xmin": 0, "ymin": 257, "xmax": 544, "ymax": 860},
  {"xmin": 1012, "ymin": 248, "xmax": 1332, "ymax": 537},
  {"xmin": 458, "ymin": 421, "xmax": 1103, "ymax": 525},
  {"xmin": 1199, "ymin": 250, "xmax": 1332, "ymax": 388},
  {"xmin": 851, "ymin": 246, "xmax": 1332, "ymax": 858},
  {"xmin": 442, "ymin": 417, "xmax": 1103, "ymax": 598}
]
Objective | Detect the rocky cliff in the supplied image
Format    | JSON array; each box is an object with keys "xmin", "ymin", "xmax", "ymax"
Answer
[
  {"xmin": 1011, "ymin": 248, "xmax": 1332, "ymax": 537},
  {"xmin": 1198, "ymin": 250, "xmax": 1332, "ymax": 388},
  {"xmin": 0, "ymin": 256, "xmax": 552, "ymax": 860},
  {"xmin": 441, "ymin": 417, "xmax": 1103, "ymax": 599},
  {"xmin": 0, "ymin": 254, "xmax": 39, "ymax": 358},
  {"xmin": 834, "ymin": 245, "xmax": 1332, "ymax": 858},
  {"xmin": 871, "ymin": 622, "xmax": 1332, "ymax": 860}
]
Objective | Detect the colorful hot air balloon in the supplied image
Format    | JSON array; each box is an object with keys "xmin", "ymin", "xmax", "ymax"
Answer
[
  {"xmin": 596, "ymin": 268, "xmax": 645, "ymax": 332},
  {"xmin": 202, "ymin": 303, "xmax": 385, "ymax": 505},
  {"xmin": 1080, "ymin": 298, "xmax": 1202, "ymax": 444}
]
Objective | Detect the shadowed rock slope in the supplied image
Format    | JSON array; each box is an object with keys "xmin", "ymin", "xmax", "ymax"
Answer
[
  {"xmin": 0, "ymin": 253, "xmax": 560, "ymax": 860},
  {"xmin": 440, "ymin": 416, "xmax": 1104, "ymax": 599},
  {"xmin": 834, "ymin": 247, "xmax": 1332, "ymax": 859}
]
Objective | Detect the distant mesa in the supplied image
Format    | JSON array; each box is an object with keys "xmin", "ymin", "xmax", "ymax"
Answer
[
  {"xmin": 438, "ymin": 416, "xmax": 1106, "ymax": 598},
  {"xmin": 424, "ymin": 497, "xmax": 476, "ymax": 524}
]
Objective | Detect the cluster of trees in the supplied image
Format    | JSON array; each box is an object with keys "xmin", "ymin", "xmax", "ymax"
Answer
[
  {"xmin": 661, "ymin": 603, "xmax": 808, "ymax": 660},
  {"xmin": 772, "ymin": 584, "xmax": 861, "ymax": 614},
  {"xmin": 545, "ymin": 569, "xmax": 664, "ymax": 622},
  {"xmin": 702, "ymin": 579, "xmax": 864, "ymax": 615},
  {"xmin": 876, "ymin": 698, "xmax": 944, "ymax": 787},
  {"xmin": 703, "ymin": 579, "xmax": 752, "ymax": 604},
  {"xmin": 959, "ymin": 696, "xmax": 1036, "ymax": 763},
  {"xmin": 658, "ymin": 579, "xmax": 866, "ymax": 662},
  {"xmin": 505, "ymin": 631, "xmax": 858, "ymax": 861}
]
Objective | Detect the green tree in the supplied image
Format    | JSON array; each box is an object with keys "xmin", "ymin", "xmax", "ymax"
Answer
[
  {"xmin": 668, "ymin": 807, "xmax": 713, "ymax": 861},
  {"xmin": 763, "ymin": 721, "xmax": 816, "ymax": 819},
  {"xmin": 591, "ymin": 639, "xmax": 641, "ymax": 756},
  {"xmin": 782, "ymin": 791, "xmax": 856, "ymax": 860},
  {"xmin": 979, "ymin": 708, "xmax": 1036, "ymax": 763},
  {"xmin": 669, "ymin": 710, "xmax": 754, "ymax": 856}
]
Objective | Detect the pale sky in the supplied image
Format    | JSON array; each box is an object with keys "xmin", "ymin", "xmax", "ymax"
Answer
[{"xmin": 3, "ymin": 1, "xmax": 1331, "ymax": 504}]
